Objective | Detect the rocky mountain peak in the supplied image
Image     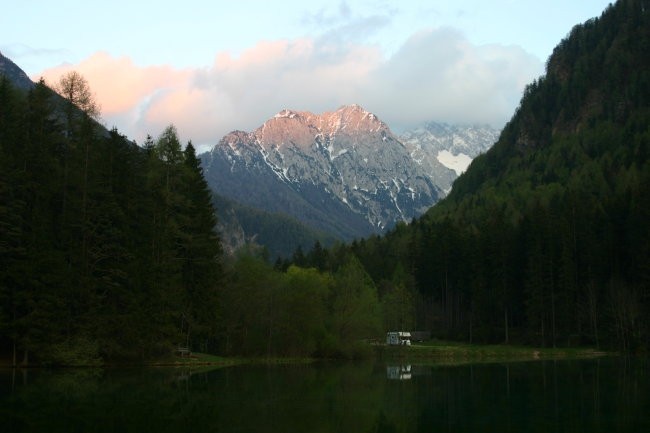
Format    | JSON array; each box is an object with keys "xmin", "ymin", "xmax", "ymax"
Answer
[
  {"xmin": 257, "ymin": 109, "xmax": 318, "ymax": 150},
  {"xmin": 251, "ymin": 104, "xmax": 389, "ymax": 151},
  {"xmin": 321, "ymin": 104, "xmax": 387, "ymax": 135},
  {"xmin": 221, "ymin": 130, "xmax": 253, "ymax": 151},
  {"xmin": 202, "ymin": 104, "xmax": 449, "ymax": 238}
]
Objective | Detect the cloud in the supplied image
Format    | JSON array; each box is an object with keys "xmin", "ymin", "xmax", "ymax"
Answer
[
  {"xmin": 363, "ymin": 27, "xmax": 543, "ymax": 129},
  {"xmin": 35, "ymin": 29, "xmax": 542, "ymax": 152}
]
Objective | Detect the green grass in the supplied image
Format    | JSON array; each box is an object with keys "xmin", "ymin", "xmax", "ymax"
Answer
[
  {"xmin": 377, "ymin": 340, "xmax": 610, "ymax": 365},
  {"xmin": 155, "ymin": 343, "xmax": 609, "ymax": 368}
]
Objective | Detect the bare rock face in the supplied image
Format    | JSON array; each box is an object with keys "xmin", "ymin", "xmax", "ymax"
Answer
[{"xmin": 201, "ymin": 105, "xmax": 445, "ymax": 240}]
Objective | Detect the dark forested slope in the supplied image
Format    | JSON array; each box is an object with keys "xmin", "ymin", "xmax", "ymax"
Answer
[
  {"xmin": 437, "ymin": 0, "xmax": 649, "ymax": 217},
  {"xmin": 212, "ymin": 192, "xmax": 336, "ymax": 260},
  {"xmin": 344, "ymin": 0, "xmax": 650, "ymax": 351},
  {"xmin": 0, "ymin": 76, "xmax": 223, "ymax": 365}
]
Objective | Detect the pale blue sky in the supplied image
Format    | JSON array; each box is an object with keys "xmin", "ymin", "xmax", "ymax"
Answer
[
  {"xmin": 1, "ymin": 0, "xmax": 613, "ymax": 148},
  {"xmin": 4, "ymin": 0, "xmax": 612, "ymax": 74}
]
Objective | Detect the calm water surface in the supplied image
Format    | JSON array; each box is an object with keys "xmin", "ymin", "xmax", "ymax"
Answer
[{"xmin": 1, "ymin": 358, "xmax": 648, "ymax": 432}]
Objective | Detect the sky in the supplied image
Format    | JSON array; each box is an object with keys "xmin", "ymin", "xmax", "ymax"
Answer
[{"xmin": 2, "ymin": 0, "xmax": 613, "ymax": 151}]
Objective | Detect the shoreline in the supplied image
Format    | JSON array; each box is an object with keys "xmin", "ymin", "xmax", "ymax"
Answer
[
  {"xmin": 0, "ymin": 341, "xmax": 613, "ymax": 369},
  {"xmin": 376, "ymin": 341, "xmax": 612, "ymax": 365}
]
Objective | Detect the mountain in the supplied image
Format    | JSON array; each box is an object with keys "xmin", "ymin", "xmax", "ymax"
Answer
[
  {"xmin": 400, "ymin": 123, "xmax": 499, "ymax": 191},
  {"xmin": 0, "ymin": 51, "xmax": 34, "ymax": 90},
  {"xmin": 200, "ymin": 104, "xmax": 445, "ymax": 240},
  {"xmin": 436, "ymin": 0, "xmax": 649, "ymax": 216},
  {"xmin": 344, "ymin": 0, "xmax": 650, "ymax": 349}
]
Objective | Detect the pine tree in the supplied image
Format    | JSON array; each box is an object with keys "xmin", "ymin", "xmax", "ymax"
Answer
[{"xmin": 178, "ymin": 141, "xmax": 222, "ymax": 352}]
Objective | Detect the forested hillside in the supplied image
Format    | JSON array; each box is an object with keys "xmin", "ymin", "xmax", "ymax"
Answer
[
  {"xmin": 308, "ymin": 0, "xmax": 650, "ymax": 351},
  {"xmin": 0, "ymin": 75, "xmax": 222, "ymax": 364},
  {"xmin": 212, "ymin": 193, "xmax": 336, "ymax": 259}
]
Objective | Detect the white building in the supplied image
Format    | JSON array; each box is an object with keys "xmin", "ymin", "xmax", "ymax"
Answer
[{"xmin": 386, "ymin": 331, "xmax": 411, "ymax": 346}]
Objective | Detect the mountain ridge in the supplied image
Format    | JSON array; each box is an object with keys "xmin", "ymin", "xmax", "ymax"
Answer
[{"xmin": 200, "ymin": 104, "xmax": 450, "ymax": 240}]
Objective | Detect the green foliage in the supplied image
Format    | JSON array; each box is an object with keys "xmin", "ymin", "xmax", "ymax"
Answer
[
  {"xmin": 380, "ymin": 263, "xmax": 417, "ymax": 333},
  {"xmin": 215, "ymin": 253, "xmax": 383, "ymax": 359},
  {"xmin": 328, "ymin": 255, "xmax": 381, "ymax": 356},
  {"xmin": 282, "ymin": 266, "xmax": 330, "ymax": 354}
]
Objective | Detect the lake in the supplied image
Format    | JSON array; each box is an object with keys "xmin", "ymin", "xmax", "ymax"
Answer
[{"xmin": 1, "ymin": 357, "xmax": 648, "ymax": 432}]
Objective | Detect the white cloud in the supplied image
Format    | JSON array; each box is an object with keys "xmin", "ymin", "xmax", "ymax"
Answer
[
  {"xmin": 35, "ymin": 29, "xmax": 542, "ymax": 152},
  {"xmin": 363, "ymin": 27, "xmax": 542, "ymax": 130}
]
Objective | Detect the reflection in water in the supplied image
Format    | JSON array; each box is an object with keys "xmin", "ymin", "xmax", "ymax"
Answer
[
  {"xmin": 387, "ymin": 365, "xmax": 411, "ymax": 380},
  {"xmin": 1, "ymin": 358, "xmax": 649, "ymax": 432}
]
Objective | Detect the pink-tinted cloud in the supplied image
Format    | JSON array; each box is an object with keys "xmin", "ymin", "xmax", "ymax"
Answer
[
  {"xmin": 37, "ymin": 52, "xmax": 190, "ymax": 115},
  {"xmin": 34, "ymin": 31, "xmax": 542, "ymax": 152}
]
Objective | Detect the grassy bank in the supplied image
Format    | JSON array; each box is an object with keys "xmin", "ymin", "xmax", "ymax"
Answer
[
  {"xmin": 376, "ymin": 340, "xmax": 610, "ymax": 364},
  {"xmin": 175, "ymin": 342, "xmax": 609, "ymax": 367}
]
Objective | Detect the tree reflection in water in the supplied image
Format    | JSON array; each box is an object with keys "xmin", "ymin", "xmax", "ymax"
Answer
[{"xmin": 1, "ymin": 358, "xmax": 648, "ymax": 432}]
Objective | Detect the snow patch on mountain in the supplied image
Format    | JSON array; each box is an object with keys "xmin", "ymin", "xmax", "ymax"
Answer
[
  {"xmin": 437, "ymin": 150, "xmax": 473, "ymax": 175},
  {"xmin": 400, "ymin": 122, "xmax": 500, "ymax": 192}
]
